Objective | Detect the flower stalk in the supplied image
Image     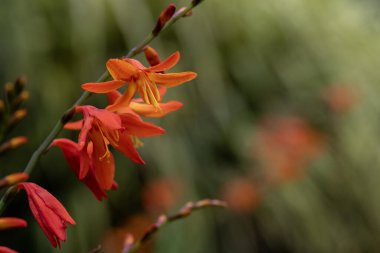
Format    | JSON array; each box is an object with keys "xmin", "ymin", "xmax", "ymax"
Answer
[
  {"xmin": 0, "ymin": 0, "xmax": 205, "ymax": 216},
  {"xmin": 123, "ymin": 199, "xmax": 227, "ymax": 253}
]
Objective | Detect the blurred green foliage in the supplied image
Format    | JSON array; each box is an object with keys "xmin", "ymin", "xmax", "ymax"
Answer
[{"xmin": 2, "ymin": 0, "xmax": 380, "ymax": 252}]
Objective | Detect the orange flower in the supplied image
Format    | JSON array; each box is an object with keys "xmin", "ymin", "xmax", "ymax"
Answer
[
  {"xmin": 18, "ymin": 182, "xmax": 75, "ymax": 248},
  {"xmin": 81, "ymin": 52, "xmax": 197, "ymax": 110},
  {"xmin": 52, "ymin": 138, "xmax": 118, "ymax": 201}
]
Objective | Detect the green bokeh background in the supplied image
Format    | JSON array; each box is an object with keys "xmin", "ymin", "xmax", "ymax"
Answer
[{"xmin": 2, "ymin": 0, "xmax": 380, "ymax": 252}]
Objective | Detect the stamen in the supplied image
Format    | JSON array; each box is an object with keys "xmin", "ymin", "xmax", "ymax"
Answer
[{"xmin": 132, "ymin": 136, "xmax": 144, "ymax": 148}]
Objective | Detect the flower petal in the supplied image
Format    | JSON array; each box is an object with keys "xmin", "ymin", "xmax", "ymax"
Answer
[
  {"xmin": 107, "ymin": 59, "xmax": 137, "ymax": 80},
  {"xmin": 115, "ymin": 133, "xmax": 145, "ymax": 164},
  {"xmin": 145, "ymin": 51, "xmax": 180, "ymax": 72},
  {"xmin": 85, "ymin": 106, "xmax": 122, "ymax": 130},
  {"xmin": 107, "ymin": 90, "xmax": 122, "ymax": 105},
  {"xmin": 130, "ymin": 100, "xmax": 183, "ymax": 118},
  {"xmin": 0, "ymin": 246, "xmax": 18, "ymax": 253},
  {"xmin": 92, "ymin": 148, "xmax": 115, "ymax": 190},
  {"xmin": 51, "ymin": 139, "xmax": 80, "ymax": 174},
  {"xmin": 120, "ymin": 113, "xmax": 165, "ymax": 137},
  {"xmin": 64, "ymin": 120, "xmax": 83, "ymax": 130},
  {"xmin": 81, "ymin": 80, "xmax": 125, "ymax": 93},
  {"xmin": 107, "ymin": 82, "xmax": 138, "ymax": 112},
  {"xmin": 150, "ymin": 72, "xmax": 197, "ymax": 87}
]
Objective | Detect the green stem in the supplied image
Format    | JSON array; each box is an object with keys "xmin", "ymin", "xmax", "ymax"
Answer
[{"xmin": 0, "ymin": 1, "xmax": 202, "ymax": 215}]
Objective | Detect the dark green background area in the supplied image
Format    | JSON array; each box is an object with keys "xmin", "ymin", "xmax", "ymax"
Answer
[{"xmin": 2, "ymin": 0, "xmax": 380, "ymax": 252}]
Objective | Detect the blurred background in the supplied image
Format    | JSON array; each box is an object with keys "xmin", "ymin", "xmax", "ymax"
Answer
[{"xmin": 1, "ymin": 0, "xmax": 380, "ymax": 252}]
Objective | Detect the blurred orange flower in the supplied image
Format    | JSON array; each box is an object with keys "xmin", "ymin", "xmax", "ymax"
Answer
[
  {"xmin": 253, "ymin": 116, "xmax": 325, "ymax": 183},
  {"xmin": 142, "ymin": 178, "xmax": 182, "ymax": 214},
  {"xmin": 322, "ymin": 85, "xmax": 358, "ymax": 113},
  {"xmin": 221, "ymin": 178, "xmax": 261, "ymax": 214}
]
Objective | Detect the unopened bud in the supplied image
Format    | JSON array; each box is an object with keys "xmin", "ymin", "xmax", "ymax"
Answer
[
  {"xmin": 152, "ymin": 4, "xmax": 176, "ymax": 36},
  {"xmin": 10, "ymin": 136, "xmax": 28, "ymax": 148},
  {"xmin": 4, "ymin": 82, "xmax": 14, "ymax": 94},
  {"xmin": 4, "ymin": 82, "xmax": 15, "ymax": 104},
  {"xmin": 0, "ymin": 217, "xmax": 27, "ymax": 231},
  {"xmin": 144, "ymin": 46, "xmax": 161, "ymax": 67},
  {"xmin": 0, "ymin": 137, "xmax": 28, "ymax": 155},
  {"xmin": 12, "ymin": 90, "xmax": 29, "ymax": 109},
  {"xmin": 14, "ymin": 76, "xmax": 27, "ymax": 94},
  {"xmin": 0, "ymin": 172, "xmax": 29, "ymax": 189},
  {"xmin": 7, "ymin": 109, "xmax": 27, "ymax": 126}
]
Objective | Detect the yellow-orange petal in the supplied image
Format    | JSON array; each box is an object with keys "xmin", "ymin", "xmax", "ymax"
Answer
[
  {"xmin": 106, "ymin": 82, "xmax": 138, "ymax": 112},
  {"xmin": 145, "ymin": 51, "xmax": 180, "ymax": 73},
  {"xmin": 107, "ymin": 59, "xmax": 138, "ymax": 80},
  {"xmin": 81, "ymin": 80, "xmax": 125, "ymax": 93},
  {"xmin": 150, "ymin": 72, "xmax": 197, "ymax": 87},
  {"xmin": 130, "ymin": 101, "xmax": 183, "ymax": 118}
]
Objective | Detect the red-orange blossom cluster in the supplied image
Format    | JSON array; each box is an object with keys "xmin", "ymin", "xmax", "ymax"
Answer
[{"xmin": 2, "ymin": 47, "xmax": 196, "ymax": 251}]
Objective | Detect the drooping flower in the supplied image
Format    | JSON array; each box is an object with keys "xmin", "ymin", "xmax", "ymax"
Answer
[
  {"xmin": 18, "ymin": 182, "xmax": 76, "ymax": 248},
  {"xmin": 81, "ymin": 51, "xmax": 197, "ymax": 110},
  {"xmin": 64, "ymin": 105, "xmax": 164, "ymax": 189},
  {"xmin": 51, "ymin": 138, "xmax": 118, "ymax": 201},
  {"xmin": 0, "ymin": 217, "xmax": 27, "ymax": 231}
]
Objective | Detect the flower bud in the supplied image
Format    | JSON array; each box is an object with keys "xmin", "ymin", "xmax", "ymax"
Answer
[
  {"xmin": 7, "ymin": 109, "xmax": 27, "ymax": 126},
  {"xmin": 12, "ymin": 90, "xmax": 29, "ymax": 109},
  {"xmin": 0, "ymin": 137, "xmax": 28, "ymax": 155},
  {"xmin": 144, "ymin": 46, "xmax": 161, "ymax": 67},
  {"xmin": 4, "ymin": 82, "xmax": 15, "ymax": 104},
  {"xmin": 0, "ymin": 172, "xmax": 29, "ymax": 189},
  {"xmin": 152, "ymin": 4, "xmax": 176, "ymax": 36},
  {"xmin": 0, "ymin": 217, "xmax": 27, "ymax": 231},
  {"xmin": 14, "ymin": 76, "xmax": 27, "ymax": 94}
]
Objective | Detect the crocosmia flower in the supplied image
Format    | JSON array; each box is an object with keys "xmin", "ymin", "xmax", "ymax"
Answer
[
  {"xmin": 81, "ymin": 51, "xmax": 197, "ymax": 110},
  {"xmin": 51, "ymin": 138, "xmax": 118, "ymax": 201},
  {"xmin": 64, "ymin": 105, "xmax": 164, "ymax": 189},
  {"xmin": 18, "ymin": 183, "xmax": 75, "ymax": 248}
]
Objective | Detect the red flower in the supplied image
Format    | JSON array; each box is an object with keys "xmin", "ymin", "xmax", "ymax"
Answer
[
  {"xmin": 81, "ymin": 51, "xmax": 197, "ymax": 110},
  {"xmin": 64, "ymin": 106, "xmax": 164, "ymax": 189},
  {"xmin": 51, "ymin": 138, "xmax": 118, "ymax": 201},
  {"xmin": 18, "ymin": 182, "xmax": 75, "ymax": 248},
  {"xmin": 0, "ymin": 246, "xmax": 18, "ymax": 253}
]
